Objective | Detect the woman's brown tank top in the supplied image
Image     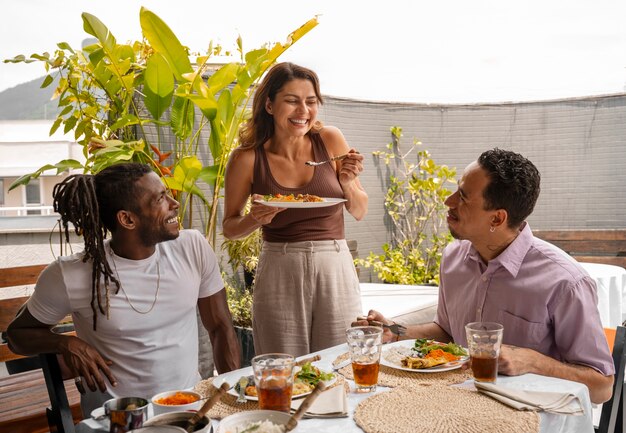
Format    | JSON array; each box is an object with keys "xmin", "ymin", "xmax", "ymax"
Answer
[{"xmin": 252, "ymin": 133, "xmax": 345, "ymax": 242}]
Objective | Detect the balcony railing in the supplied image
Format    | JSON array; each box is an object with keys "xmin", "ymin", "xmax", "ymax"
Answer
[{"xmin": 0, "ymin": 206, "xmax": 55, "ymax": 216}]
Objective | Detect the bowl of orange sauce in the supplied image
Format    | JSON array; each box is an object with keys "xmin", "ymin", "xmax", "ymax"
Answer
[{"xmin": 151, "ymin": 390, "xmax": 202, "ymax": 416}]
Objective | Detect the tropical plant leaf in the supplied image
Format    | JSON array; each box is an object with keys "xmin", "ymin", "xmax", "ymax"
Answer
[
  {"xmin": 182, "ymin": 94, "xmax": 218, "ymax": 121},
  {"xmin": 82, "ymin": 13, "xmax": 116, "ymax": 52},
  {"xmin": 207, "ymin": 62, "xmax": 239, "ymax": 94},
  {"xmin": 197, "ymin": 164, "xmax": 219, "ymax": 186},
  {"xmin": 8, "ymin": 160, "xmax": 85, "ymax": 191},
  {"xmin": 41, "ymin": 75, "xmax": 54, "ymax": 88},
  {"xmin": 144, "ymin": 52, "xmax": 174, "ymax": 120},
  {"xmin": 170, "ymin": 95, "xmax": 195, "ymax": 140},
  {"xmin": 164, "ymin": 157, "xmax": 208, "ymax": 202},
  {"xmin": 140, "ymin": 7, "xmax": 192, "ymax": 82}
]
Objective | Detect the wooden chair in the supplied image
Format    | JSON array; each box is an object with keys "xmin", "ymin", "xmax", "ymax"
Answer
[
  {"xmin": 596, "ymin": 326, "xmax": 626, "ymax": 433},
  {"xmin": 0, "ymin": 264, "xmax": 80, "ymax": 433}
]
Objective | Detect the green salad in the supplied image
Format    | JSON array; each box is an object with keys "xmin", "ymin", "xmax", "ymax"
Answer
[
  {"xmin": 294, "ymin": 362, "xmax": 334, "ymax": 386},
  {"xmin": 414, "ymin": 338, "xmax": 468, "ymax": 357}
]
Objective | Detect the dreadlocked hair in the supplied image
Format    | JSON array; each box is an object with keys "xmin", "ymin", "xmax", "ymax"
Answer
[{"xmin": 52, "ymin": 163, "xmax": 152, "ymax": 330}]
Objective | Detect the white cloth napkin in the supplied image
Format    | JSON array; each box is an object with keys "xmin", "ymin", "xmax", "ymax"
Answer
[
  {"xmin": 475, "ymin": 381, "xmax": 584, "ymax": 415},
  {"xmin": 290, "ymin": 384, "xmax": 348, "ymax": 418}
]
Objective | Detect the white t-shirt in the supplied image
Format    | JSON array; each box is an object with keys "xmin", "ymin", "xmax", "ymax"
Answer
[{"xmin": 27, "ymin": 229, "xmax": 223, "ymax": 399}]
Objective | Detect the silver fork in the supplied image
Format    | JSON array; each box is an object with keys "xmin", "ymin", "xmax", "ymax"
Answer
[{"xmin": 305, "ymin": 153, "xmax": 349, "ymax": 166}]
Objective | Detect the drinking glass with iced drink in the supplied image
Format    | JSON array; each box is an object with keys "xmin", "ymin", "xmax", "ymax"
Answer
[
  {"xmin": 465, "ymin": 322, "xmax": 504, "ymax": 383},
  {"xmin": 251, "ymin": 353, "xmax": 295, "ymax": 412},
  {"xmin": 346, "ymin": 326, "xmax": 383, "ymax": 392}
]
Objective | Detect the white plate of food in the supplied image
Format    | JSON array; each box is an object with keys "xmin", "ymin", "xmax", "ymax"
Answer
[
  {"xmin": 222, "ymin": 363, "xmax": 336, "ymax": 402},
  {"xmin": 380, "ymin": 338, "xmax": 469, "ymax": 373},
  {"xmin": 254, "ymin": 194, "xmax": 346, "ymax": 208}
]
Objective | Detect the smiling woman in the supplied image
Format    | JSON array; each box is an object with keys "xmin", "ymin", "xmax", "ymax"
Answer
[{"xmin": 222, "ymin": 62, "xmax": 368, "ymax": 357}]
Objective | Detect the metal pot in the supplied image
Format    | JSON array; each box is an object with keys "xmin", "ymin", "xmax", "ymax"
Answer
[{"xmin": 103, "ymin": 397, "xmax": 149, "ymax": 433}]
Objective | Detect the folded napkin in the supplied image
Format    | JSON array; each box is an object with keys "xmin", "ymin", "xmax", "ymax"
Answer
[
  {"xmin": 475, "ymin": 381, "xmax": 584, "ymax": 415},
  {"xmin": 290, "ymin": 383, "xmax": 348, "ymax": 418}
]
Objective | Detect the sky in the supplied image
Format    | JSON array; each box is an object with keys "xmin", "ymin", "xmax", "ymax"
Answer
[{"xmin": 1, "ymin": 0, "xmax": 626, "ymax": 104}]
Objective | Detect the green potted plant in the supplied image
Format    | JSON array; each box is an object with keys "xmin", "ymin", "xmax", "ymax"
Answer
[
  {"xmin": 5, "ymin": 7, "xmax": 318, "ymax": 247},
  {"xmin": 357, "ymin": 126, "xmax": 456, "ymax": 285},
  {"xmin": 224, "ymin": 273, "xmax": 255, "ymax": 366},
  {"xmin": 222, "ymin": 228, "xmax": 261, "ymax": 290}
]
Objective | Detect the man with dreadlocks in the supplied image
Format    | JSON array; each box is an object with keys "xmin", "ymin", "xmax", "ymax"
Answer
[{"xmin": 7, "ymin": 162, "xmax": 240, "ymax": 414}]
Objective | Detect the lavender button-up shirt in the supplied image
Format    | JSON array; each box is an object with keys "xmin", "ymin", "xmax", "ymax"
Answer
[{"xmin": 435, "ymin": 223, "xmax": 614, "ymax": 375}]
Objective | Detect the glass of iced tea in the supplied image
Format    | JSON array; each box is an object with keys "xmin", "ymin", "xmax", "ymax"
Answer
[
  {"xmin": 465, "ymin": 322, "xmax": 504, "ymax": 383},
  {"xmin": 346, "ymin": 326, "xmax": 383, "ymax": 393},
  {"xmin": 251, "ymin": 353, "xmax": 295, "ymax": 412}
]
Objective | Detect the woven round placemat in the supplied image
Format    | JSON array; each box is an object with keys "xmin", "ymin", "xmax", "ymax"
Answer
[
  {"xmin": 354, "ymin": 384, "xmax": 540, "ymax": 433},
  {"xmin": 193, "ymin": 375, "xmax": 348, "ymax": 420},
  {"xmin": 334, "ymin": 353, "xmax": 472, "ymax": 387}
]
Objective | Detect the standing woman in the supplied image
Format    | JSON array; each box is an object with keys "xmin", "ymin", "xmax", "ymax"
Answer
[{"xmin": 223, "ymin": 62, "xmax": 368, "ymax": 357}]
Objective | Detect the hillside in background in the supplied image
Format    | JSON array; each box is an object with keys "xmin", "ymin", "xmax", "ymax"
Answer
[{"xmin": 0, "ymin": 76, "xmax": 61, "ymax": 120}]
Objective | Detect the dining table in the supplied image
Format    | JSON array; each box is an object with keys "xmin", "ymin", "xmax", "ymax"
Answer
[
  {"xmin": 75, "ymin": 342, "xmax": 594, "ymax": 433},
  {"xmin": 580, "ymin": 262, "xmax": 626, "ymax": 328}
]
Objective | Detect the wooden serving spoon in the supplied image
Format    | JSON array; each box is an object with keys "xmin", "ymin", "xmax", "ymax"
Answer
[
  {"xmin": 295, "ymin": 354, "xmax": 321, "ymax": 367},
  {"xmin": 284, "ymin": 381, "xmax": 327, "ymax": 432},
  {"xmin": 185, "ymin": 381, "xmax": 230, "ymax": 432}
]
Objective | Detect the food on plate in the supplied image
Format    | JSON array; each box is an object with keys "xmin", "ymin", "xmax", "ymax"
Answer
[
  {"xmin": 153, "ymin": 391, "xmax": 199, "ymax": 405},
  {"xmin": 292, "ymin": 381, "xmax": 313, "ymax": 395},
  {"xmin": 383, "ymin": 339, "xmax": 468, "ymax": 370},
  {"xmin": 401, "ymin": 352, "xmax": 451, "ymax": 369},
  {"xmin": 414, "ymin": 338, "xmax": 468, "ymax": 357},
  {"xmin": 262, "ymin": 193, "xmax": 324, "ymax": 203},
  {"xmin": 424, "ymin": 348, "xmax": 462, "ymax": 362},
  {"xmin": 236, "ymin": 363, "xmax": 335, "ymax": 398},
  {"xmin": 229, "ymin": 419, "xmax": 284, "ymax": 433},
  {"xmin": 244, "ymin": 384, "xmax": 258, "ymax": 397},
  {"xmin": 294, "ymin": 362, "xmax": 335, "ymax": 387}
]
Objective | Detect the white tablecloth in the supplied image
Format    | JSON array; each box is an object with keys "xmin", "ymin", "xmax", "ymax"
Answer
[
  {"xmin": 76, "ymin": 343, "xmax": 594, "ymax": 433},
  {"xmin": 580, "ymin": 262, "xmax": 626, "ymax": 328},
  {"xmin": 359, "ymin": 283, "xmax": 438, "ymax": 324}
]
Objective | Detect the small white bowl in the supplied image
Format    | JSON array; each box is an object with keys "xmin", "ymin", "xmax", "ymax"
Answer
[
  {"xmin": 150, "ymin": 390, "xmax": 202, "ymax": 416},
  {"xmin": 216, "ymin": 410, "xmax": 293, "ymax": 433}
]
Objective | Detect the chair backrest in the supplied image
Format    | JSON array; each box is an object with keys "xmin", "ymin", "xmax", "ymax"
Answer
[
  {"xmin": 0, "ymin": 264, "xmax": 48, "ymax": 363},
  {"xmin": 596, "ymin": 325, "xmax": 626, "ymax": 433},
  {"xmin": 0, "ymin": 265, "xmax": 77, "ymax": 433}
]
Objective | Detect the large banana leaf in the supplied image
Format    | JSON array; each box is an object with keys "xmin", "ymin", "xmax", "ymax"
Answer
[
  {"xmin": 140, "ymin": 7, "xmax": 192, "ymax": 82},
  {"xmin": 82, "ymin": 13, "xmax": 116, "ymax": 52},
  {"xmin": 144, "ymin": 52, "xmax": 174, "ymax": 120},
  {"xmin": 170, "ymin": 95, "xmax": 195, "ymax": 140}
]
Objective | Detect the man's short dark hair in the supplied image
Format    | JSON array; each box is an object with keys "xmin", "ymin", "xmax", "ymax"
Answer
[{"xmin": 478, "ymin": 148, "xmax": 541, "ymax": 229}]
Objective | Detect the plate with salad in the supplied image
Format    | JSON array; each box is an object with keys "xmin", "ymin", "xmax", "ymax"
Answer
[
  {"xmin": 228, "ymin": 362, "xmax": 336, "ymax": 401},
  {"xmin": 381, "ymin": 338, "xmax": 469, "ymax": 373}
]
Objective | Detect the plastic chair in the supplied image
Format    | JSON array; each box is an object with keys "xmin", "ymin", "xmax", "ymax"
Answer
[{"xmin": 596, "ymin": 326, "xmax": 626, "ymax": 433}]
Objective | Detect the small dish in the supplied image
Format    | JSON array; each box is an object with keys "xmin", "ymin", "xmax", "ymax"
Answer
[{"xmin": 151, "ymin": 390, "xmax": 203, "ymax": 416}]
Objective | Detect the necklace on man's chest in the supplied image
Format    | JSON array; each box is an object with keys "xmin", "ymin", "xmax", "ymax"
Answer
[{"xmin": 108, "ymin": 245, "xmax": 160, "ymax": 314}]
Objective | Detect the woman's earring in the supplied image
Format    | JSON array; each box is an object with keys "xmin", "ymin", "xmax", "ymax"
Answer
[{"xmin": 489, "ymin": 226, "xmax": 495, "ymax": 233}]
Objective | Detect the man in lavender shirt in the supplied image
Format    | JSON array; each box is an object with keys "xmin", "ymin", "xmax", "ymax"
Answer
[{"xmin": 358, "ymin": 148, "xmax": 614, "ymax": 404}]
